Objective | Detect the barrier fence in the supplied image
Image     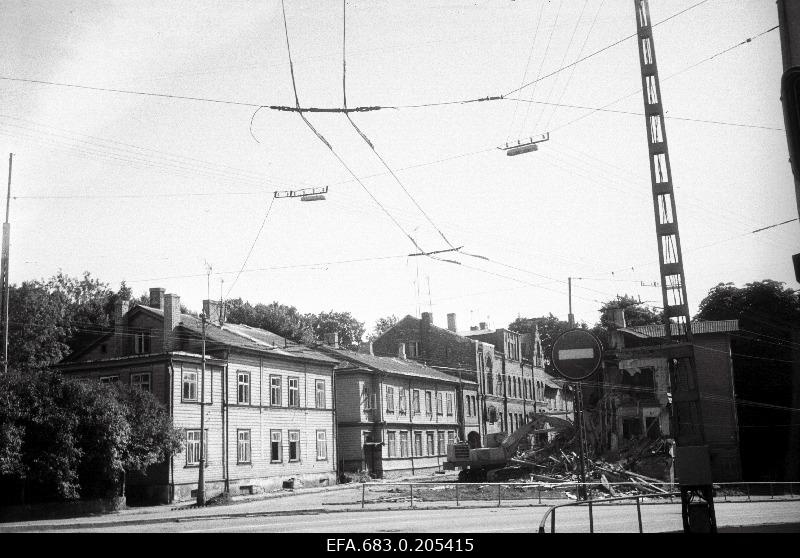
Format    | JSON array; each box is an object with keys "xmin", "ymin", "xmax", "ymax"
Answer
[{"xmin": 356, "ymin": 481, "xmax": 799, "ymax": 511}]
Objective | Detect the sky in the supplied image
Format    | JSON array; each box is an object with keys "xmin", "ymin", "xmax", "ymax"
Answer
[{"xmin": 0, "ymin": 0, "xmax": 796, "ymax": 336}]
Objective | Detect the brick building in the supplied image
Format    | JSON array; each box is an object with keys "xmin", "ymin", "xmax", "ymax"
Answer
[
  {"xmin": 371, "ymin": 312, "xmax": 572, "ymax": 446},
  {"xmin": 315, "ymin": 341, "xmax": 474, "ymax": 478},
  {"xmin": 604, "ymin": 317, "xmax": 742, "ymax": 481},
  {"xmin": 59, "ymin": 289, "xmax": 338, "ymax": 503}
]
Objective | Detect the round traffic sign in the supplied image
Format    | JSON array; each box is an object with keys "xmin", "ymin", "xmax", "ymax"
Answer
[{"xmin": 551, "ymin": 329, "xmax": 603, "ymax": 381}]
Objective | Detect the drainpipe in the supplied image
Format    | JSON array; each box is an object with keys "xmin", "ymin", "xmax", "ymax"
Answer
[
  {"xmin": 408, "ymin": 377, "xmax": 415, "ymax": 476},
  {"xmin": 332, "ymin": 363, "xmax": 339, "ymax": 483},
  {"xmin": 223, "ymin": 350, "xmax": 230, "ymax": 494},
  {"xmin": 502, "ymin": 353, "xmax": 508, "ymax": 433},
  {"xmin": 168, "ymin": 358, "xmax": 176, "ymax": 504}
]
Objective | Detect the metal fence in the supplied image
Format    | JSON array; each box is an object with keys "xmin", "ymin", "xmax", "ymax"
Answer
[{"xmin": 357, "ymin": 481, "xmax": 799, "ymax": 511}]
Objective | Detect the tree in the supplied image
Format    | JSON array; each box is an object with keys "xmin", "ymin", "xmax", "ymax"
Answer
[
  {"xmin": 369, "ymin": 315, "xmax": 398, "ymax": 340},
  {"xmin": 597, "ymin": 294, "xmax": 663, "ymax": 328},
  {"xmin": 0, "ymin": 370, "xmax": 182, "ymax": 504},
  {"xmin": 694, "ymin": 280, "xmax": 800, "ymax": 481},
  {"xmin": 225, "ymin": 299, "xmax": 313, "ymax": 343},
  {"xmin": 310, "ymin": 311, "xmax": 366, "ymax": 349}
]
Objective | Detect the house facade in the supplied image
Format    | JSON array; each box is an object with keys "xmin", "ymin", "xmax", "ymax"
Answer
[
  {"xmin": 605, "ymin": 317, "xmax": 742, "ymax": 481},
  {"xmin": 59, "ymin": 289, "xmax": 338, "ymax": 503},
  {"xmin": 315, "ymin": 342, "xmax": 470, "ymax": 478},
  {"xmin": 371, "ymin": 312, "xmax": 572, "ymax": 446}
]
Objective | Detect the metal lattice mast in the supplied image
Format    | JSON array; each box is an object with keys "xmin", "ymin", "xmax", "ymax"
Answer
[{"xmin": 635, "ymin": 0, "xmax": 715, "ymax": 532}]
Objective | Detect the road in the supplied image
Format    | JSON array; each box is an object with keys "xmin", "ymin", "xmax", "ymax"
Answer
[{"xmin": 35, "ymin": 500, "xmax": 800, "ymax": 533}]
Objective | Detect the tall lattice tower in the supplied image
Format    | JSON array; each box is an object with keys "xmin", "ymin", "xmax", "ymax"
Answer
[{"xmin": 634, "ymin": 0, "xmax": 716, "ymax": 532}]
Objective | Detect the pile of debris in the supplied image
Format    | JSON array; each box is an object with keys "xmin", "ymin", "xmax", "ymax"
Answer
[{"xmin": 511, "ymin": 433, "xmax": 674, "ymax": 497}]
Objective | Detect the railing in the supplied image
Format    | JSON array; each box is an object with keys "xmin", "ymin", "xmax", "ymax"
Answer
[
  {"xmin": 356, "ymin": 481, "xmax": 799, "ymax": 512},
  {"xmin": 537, "ymin": 492, "xmax": 682, "ymax": 533}
]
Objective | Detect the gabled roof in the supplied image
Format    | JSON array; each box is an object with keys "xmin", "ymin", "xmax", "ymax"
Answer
[
  {"xmin": 126, "ymin": 305, "xmax": 337, "ymax": 364},
  {"xmin": 392, "ymin": 314, "xmax": 490, "ymax": 347},
  {"xmin": 625, "ymin": 319, "xmax": 739, "ymax": 339},
  {"xmin": 319, "ymin": 345, "xmax": 465, "ymax": 384}
]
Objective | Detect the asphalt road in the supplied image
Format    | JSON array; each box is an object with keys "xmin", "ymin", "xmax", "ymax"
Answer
[{"xmin": 40, "ymin": 500, "xmax": 800, "ymax": 533}]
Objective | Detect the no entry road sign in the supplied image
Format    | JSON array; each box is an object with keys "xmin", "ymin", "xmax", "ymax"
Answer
[{"xmin": 551, "ymin": 329, "xmax": 603, "ymax": 381}]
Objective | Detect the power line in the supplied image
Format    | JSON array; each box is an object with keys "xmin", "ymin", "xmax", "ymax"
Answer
[
  {"xmin": 752, "ymin": 218, "xmax": 799, "ymax": 234},
  {"xmin": 503, "ymin": 0, "xmax": 712, "ymax": 97},
  {"xmin": 225, "ymin": 196, "xmax": 276, "ymax": 299},
  {"xmin": 506, "ymin": 0, "xmax": 546, "ymax": 142}
]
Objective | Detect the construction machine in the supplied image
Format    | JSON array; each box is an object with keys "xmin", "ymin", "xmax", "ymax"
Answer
[{"xmin": 445, "ymin": 414, "xmax": 573, "ymax": 482}]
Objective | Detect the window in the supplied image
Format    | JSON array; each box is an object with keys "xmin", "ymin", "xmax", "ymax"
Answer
[
  {"xmin": 621, "ymin": 367, "xmax": 655, "ymax": 389},
  {"xmin": 270, "ymin": 430, "xmax": 282, "ymax": 462},
  {"xmin": 289, "ymin": 430, "xmax": 300, "ymax": 461},
  {"xmin": 424, "ymin": 391, "xmax": 432, "ymax": 416},
  {"xmin": 133, "ymin": 331, "xmax": 150, "ymax": 354},
  {"xmin": 385, "ymin": 386, "xmax": 395, "ymax": 413},
  {"xmin": 315, "ymin": 379, "xmax": 326, "ymax": 409},
  {"xmin": 400, "ymin": 431, "xmax": 410, "ymax": 457},
  {"xmin": 387, "ymin": 431, "xmax": 397, "ymax": 458},
  {"xmin": 288, "ymin": 377, "xmax": 300, "ymax": 407},
  {"xmin": 398, "ymin": 388, "xmax": 407, "ymax": 415},
  {"xmin": 100, "ymin": 375, "xmax": 119, "ymax": 384},
  {"xmin": 412, "ymin": 390, "xmax": 421, "ymax": 415},
  {"xmin": 437, "ymin": 431, "xmax": 445, "ymax": 455},
  {"xmin": 182, "ymin": 371, "xmax": 197, "ymax": 401},
  {"xmin": 237, "ymin": 430, "xmax": 251, "ymax": 464},
  {"xmin": 436, "ymin": 392, "xmax": 443, "ymax": 415},
  {"xmin": 270, "ymin": 376, "xmax": 282, "ymax": 406},
  {"xmin": 487, "ymin": 372, "xmax": 493, "ymax": 395},
  {"xmin": 426, "ymin": 431, "xmax": 435, "ymax": 456},
  {"xmin": 316, "ymin": 430, "xmax": 327, "ymax": 460},
  {"xmin": 445, "ymin": 393, "xmax": 453, "ymax": 416},
  {"xmin": 237, "ymin": 371, "xmax": 250, "ymax": 404},
  {"xmin": 407, "ymin": 341, "xmax": 420, "ymax": 358},
  {"xmin": 130, "ymin": 372, "xmax": 151, "ymax": 392},
  {"xmin": 414, "ymin": 431, "xmax": 423, "ymax": 456},
  {"xmin": 447, "ymin": 431, "xmax": 455, "ymax": 448},
  {"xmin": 185, "ymin": 429, "xmax": 207, "ymax": 466}
]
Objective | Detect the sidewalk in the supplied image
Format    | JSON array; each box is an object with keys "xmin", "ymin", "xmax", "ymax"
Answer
[{"xmin": 0, "ymin": 472, "xmax": 467, "ymax": 532}]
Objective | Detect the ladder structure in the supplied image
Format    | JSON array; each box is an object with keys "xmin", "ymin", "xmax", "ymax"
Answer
[{"xmin": 634, "ymin": 0, "xmax": 716, "ymax": 532}]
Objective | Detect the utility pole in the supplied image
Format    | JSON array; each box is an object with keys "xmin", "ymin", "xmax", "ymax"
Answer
[
  {"xmin": 1, "ymin": 154, "xmax": 12, "ymax": 374},
  {"xmin": 567, "ymin": 277, "xmax": 574, "ymax": 327},
  {"xmin": 634, "ymin": 0, "xmax": 715, "ymax": 532},
  {"xmin": 197, "ymin": 311, "xmax": 207, "ymax": 506}
]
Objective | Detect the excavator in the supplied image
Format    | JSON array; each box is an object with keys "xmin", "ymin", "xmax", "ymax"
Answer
[{"xmin": 445, "ymin": 414, "xmax": 574, "ymax": 482}]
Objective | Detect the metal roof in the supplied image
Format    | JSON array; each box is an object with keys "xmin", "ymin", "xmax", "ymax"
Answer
[
  {"xmin": 322, "ymin": 347, "xmax": 464, "ymax": 384},
  {"xmin": 627, "ymin": 319, "xmax": 739, "ymax": 339}
]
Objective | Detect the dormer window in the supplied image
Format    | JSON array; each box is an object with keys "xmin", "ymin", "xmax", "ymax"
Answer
[{"xmin": 133, "ymin": 330, "xmax": 151, "ymax": 354}]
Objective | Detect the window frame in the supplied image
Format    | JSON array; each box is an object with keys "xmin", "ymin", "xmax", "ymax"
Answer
[
  {"xmin": 437, "ymin": 431, "xmax": 446, "ymax": 455},
  {"xmin": 182, "ymin": 370, "xmax": 198, "ymax": 402},
  {"xmin": 399, "ymin": 431, "xmax": 409, "ymax": 458},
  {"xmin": 412, "ymin": 390, "xmax": 421, "ymax": 415},
  {"xmin": 270, "ymin": 375, "xmax": 282, "ymax": 406},
  {"xmin": 270, "ymin": 429, "xmax": 283, "ymax": 463},
  {"xmin": 424, "ymin": 391, "xmax": 433, "ymax": 416},
  {"xmin": 288, "ymin": 377, "xmax": 300, "ymax": 407},
  {"xmin": 316, "ymin": 429, "xmax": 327, "ymax": 461},
  {"xmin": 445, "ymin": 392, "xmax": 454, "ymax": 416},
  {"xmin": 237, "ymin": 429, "xmax": 251, "ymax": 464},
  {"xmin": 413, "ymin": 431, "xmax": 423, "ymax": 456},
  {"xmin": 426, "ymin": 431, "xmax": 435, "ymax": 456},
  {"xmin": 288, "ymin": 430, "xmax": 301, "ymax": 462},
  {"xmin": 185, "ymin": 429, "xmax": 208, "ymax": 467},
  {"xmin": 315, "ymin": 379, "xmax": 326, "ymax": 409},
  {"xmin": 387, "ymin": 431, "xmax": 397, "ymax": 458},
  {"xmin": 385, "ymin": 386, "xmax": 395, "ymax": 414},
  {"xmin": 100, "ymin": 375, "xmax": 119, "ymax": 384},
  {"xmin": 130, "ymin": 372, "xmax": 151, "ymax": 392},
  {"xmin": 237, "ymin": 371, "xmax": 250, "ymax": 405},
  {"xmin": 398, "ymin": 388, "xmax": 407, "ymax": 415},
  {"xmin": 436, "ymin": 392, "xmax": 443, "ymax": 415}
]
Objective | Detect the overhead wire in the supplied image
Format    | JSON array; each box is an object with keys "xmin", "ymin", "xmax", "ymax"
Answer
[
  {"xmin": 506, "ymin": 0, "xmax": 546, "ymax": 143},
  {"xmin": 225, "ymin": 196, "xmax": 277, "ymax": 299},
  {"xmin": 277, "ymin": 0, "xmax": 425, "ymax": 254},
  {"xmin": 521, "ymin": 0, "xmax": 563, "ymax": 136}
]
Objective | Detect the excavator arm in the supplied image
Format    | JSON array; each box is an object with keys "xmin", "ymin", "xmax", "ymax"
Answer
[{"xmin": 500, "ymin": 414, "xmax": 574, "ymax": 459}]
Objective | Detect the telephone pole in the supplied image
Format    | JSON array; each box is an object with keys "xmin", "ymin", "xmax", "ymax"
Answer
[{"xmin": 1, "ymin": 154, "xmax": 12, "ymax": 374}]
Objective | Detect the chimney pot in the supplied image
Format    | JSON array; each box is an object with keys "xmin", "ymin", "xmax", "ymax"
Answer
[
  {"xmin": 421, "ymin": 312, "xmax": 432, "ymax": 325},
  {"xmin": 447, "ymin": 313, "xmax": 457, "ymax": 332},
  {"xmin": 149, "ymin": 287, "xmax": 165, "ymax": 310},
  {"xmin": 163, "ymin": 294, "xmax": 181, "ymax": 352},
  {"xmin": 479, "ymin": 321, "xmax": 487, "ymax": 330},
  {"xmin": 324, "ymin": 332, "xmax": 339, "ymax": 348},
  {"xmin": 203, "ymin": 299, "xmax": 223, "ymax": 326},
  {"xmin": 608, "ymin": 308, "xmax": 627, "ymax": 329}
]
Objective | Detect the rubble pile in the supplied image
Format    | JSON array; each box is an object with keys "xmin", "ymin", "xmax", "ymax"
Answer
[{"xmin": 510, "ymin": 432, "xmax": 674, "ymax": 497}]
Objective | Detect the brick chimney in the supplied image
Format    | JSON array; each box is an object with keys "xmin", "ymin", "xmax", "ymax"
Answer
[
  {"xmin": 324, "ymin": 332, "xmax": 339, "ymax": 348},
  {"xmin": 447, "ymin": 313, "xmax": 457, "ymax": 332},
  {"xmin": 421, "ymin": 312, "xmax": 432, "ymax": 325},
  {"xmin": 203, "ymin": 299, "xmax": 223, "ymax": 326},
  {"xmin": 607, "ymin": 308, "xmax": 626, "ymax": 329},
  {"xmin": 163, "ymin": 293, "xmax": 181, "ymax": 352},
  {"xmin": 114, "ymin": 299, "xmax": 129, "ymax": 356},
  {"xmin": 397, "ymin": 342, "xmax": 406, "ymax": 359},
  {"xmin": 479, "ymin": 321, "xmax": 487, "ymax": 330},
  {"xmin": 149, "ymin": 287, "xmax": 165, "ymax": 310}
]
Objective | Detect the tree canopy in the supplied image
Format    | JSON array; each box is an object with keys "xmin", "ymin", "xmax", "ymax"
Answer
[{"xmin": 369, "ymin": 315, "xmax": 399, "ymax": 341}]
